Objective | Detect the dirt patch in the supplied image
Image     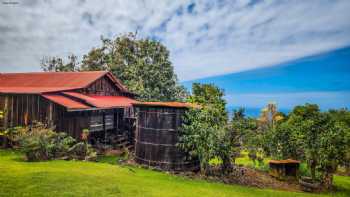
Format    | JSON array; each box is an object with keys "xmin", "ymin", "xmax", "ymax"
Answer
[
  {"xmin": 172, "ymin": 166, "xmax": 302, "ymax": 192},
  {"xmin": 127, "ymin": 159, "xmax": 302, "ymax": 192},
  {"xmin": 225, "ymin": 166, "xmax": 301, "ymax": 192}
]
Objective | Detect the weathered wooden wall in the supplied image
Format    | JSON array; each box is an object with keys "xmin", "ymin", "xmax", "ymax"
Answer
[
  {"xmin": 0, "ymin": 95, "xmax": 6, "ymax": 130},
  {"xmin": 78, "ymin": 77, "xmax": 122, "ymax": 96},
  {"xmin": 0, "ymin": 94, "xmax": 50, "ymax": 128},
  {"xmin": 0, "ymin": 75, "xmax": 132, "ymax": 139},
  {"xmin": 0, "ymin": 93, "xmax": 128, "ymax": 140}
]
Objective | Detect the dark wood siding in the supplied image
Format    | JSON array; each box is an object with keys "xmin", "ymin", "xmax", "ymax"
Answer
[
  {"xmin": 0, "ymin": 95, "xmax": 6, "ymax": 130},
  {"xmin": 0, "ymin": 94, "xmax": 79, "ymax": 137},
  {"xmin": 0, "ymin": 95, "xmax": 47, "ymax": 128},
  {"xmin": 0, "ymin": 75, "xmax": 133, "ymax": 140},
  {"xmin": 79, "ymin": 76, "xmax": 122, "ymax": 96}
]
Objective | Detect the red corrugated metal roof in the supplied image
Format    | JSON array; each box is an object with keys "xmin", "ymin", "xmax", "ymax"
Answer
[
  {"xmin": 0, "ymin": 87, "xmax": 76, "ymax": 94},
  {"xmin": 43, "ymin": 92, "xmax": 136, "ymax": 110},
  {"xmin": 0, "ymin": 71, "xmax": 130, "ymax": 94},
  {"xmin": 88, "ymin": 95, "xmax": 136, "ymax": 108},
  {"xmin": 133, "ymin": 101, "xmax": 199, "ymax": 108},
  {"xmin": 42, "ymin": 94, "xmax": 90, "ymax": 110},
  {"xmin": 63, "ymin": 92, "xmax": 136, "ymax": 108}
]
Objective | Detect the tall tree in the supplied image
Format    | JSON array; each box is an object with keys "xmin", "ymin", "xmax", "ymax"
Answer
[
  {"xmin": 41, "ymin": 54, "xmax": 79, "ymax": 72},
  {"xmin": 80, "ymin": 33, "xmax": 187, "ymax": 101},
  {"xmin": 187, "ymin": 83, "xmax": 227, "ymax": 124},
  {"xmin": 287, "ymin": 104, "xmax": 350, "ymax": 187},
  {"xmin": 179, "ymin": 84, "xmax": 237, "ymax": 174},
  {"xmin": 328, "ymin": 108, "xmax": 350, "ymax": 175},
  {"xmin": 41, "ymin": 33, "xmax": 186, "ymax": 101}
]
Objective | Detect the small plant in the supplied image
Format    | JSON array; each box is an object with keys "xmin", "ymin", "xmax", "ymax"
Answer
[
  {"xmin": 81, "ymin": 129, "xmax": 90, "ymax": 142},
  {"xmin": 0, "ymin": 127, "xmax": 27, "ymax": 148},
  {"xmin": 0, "ymin": 110, "xmax": 4, "ymax": 119}
]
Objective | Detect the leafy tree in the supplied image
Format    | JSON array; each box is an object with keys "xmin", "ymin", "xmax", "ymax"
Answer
[
  {"xmin": 179, "ymin": 84, "xmax": 237, "ymax": 174},
  {"xmin": 265, "ymin": 122, "xmax": 301, "ymax": 160},
  {"xmin": 242, "ymin": 103, "xmax": 284, "ymax": 163},
  {"xmin": 81, "ymin": 47, "xmax": 109, "ymax": 71},
  {"xmin": 41, "ymin": 33, "xmax": 186, "ymax": 101},
  {"xmin": 288, "ymin": 104, "xmax": 323, "ymax": 181},
  {"xmin": 41, "ymin": 54, "xmax": 79, "ymax": 72},
  {"xmin": 317, "ymin": 121, "xmax": 350, "ymax": 188},
  {"xmin": 328, "ymin": 108, "xmax": 350, "ymax": 175},
  {"xmin": 230, "ymin": 108, "xmax": 259, "ymax": 159},
  {"xmin": 286, "ymin": 104, "xmax": 350, "ymax": 188},
  {"xmin": 187, "ymin": 83, "xmax": 227, "ymax": 124},
  {"xmin": 179, "ymin": 107, "xmax": 220, "ymax": 174},
  {"xmin": 81, "ymin": 33, "xmax": 187, "ymax": 101}
]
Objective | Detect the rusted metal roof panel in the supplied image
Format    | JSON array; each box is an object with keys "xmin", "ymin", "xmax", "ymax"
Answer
[
  {"xmin": 0, "ymin": 87, "xmax": 76, "ymax": 94},
  {"xmin": 42, "ymin": 94, "xmax": 90, "ymax": 110},
  {"xmin": 63, "ymin": 92, "xmax": 136, "ymax": 108},
  {"xmin": 133, "ymin": 101, "xmax": 199, "ymax": 108},
  {"xmin": 0, "ymin": 71, "xmax": 131, "ymax": 94}
]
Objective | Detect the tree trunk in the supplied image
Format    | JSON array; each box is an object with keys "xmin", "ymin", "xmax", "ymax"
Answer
[
  {"xmin": 221, "ymin": 156, "xmax": 232, "ymax": 175},
  {"xmin": 201, "ymin": 162, "xmax": 210, "ymax": 176},
  {"xmin": 345, "ymin": 162, "xmax": 350, "ymax": 176},
  {"xmin": 322, "ymin": 172, "xmax": 333, "ymax": 190},
  {"xmin": 310, "ymin": 161, "xmax": 316, "ymax": 182}
]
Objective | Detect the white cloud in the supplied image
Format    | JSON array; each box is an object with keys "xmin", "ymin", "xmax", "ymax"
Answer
[{"xmin": 0, "ymin": 0, "xmax": 349, "ymax": 80}]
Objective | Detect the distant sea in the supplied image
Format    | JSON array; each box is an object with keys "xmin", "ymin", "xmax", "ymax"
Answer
[{"xmin": 226, "ymin": 106, "xmax": 291, "ymax": 118}]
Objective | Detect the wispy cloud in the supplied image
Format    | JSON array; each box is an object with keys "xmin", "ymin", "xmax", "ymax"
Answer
[{"xmin": 1, "ymin": 0, "xmax": 350, "ymax": 80}]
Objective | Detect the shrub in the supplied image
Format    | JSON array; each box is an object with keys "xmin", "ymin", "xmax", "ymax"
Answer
[
  {"xmin": 4, "ymin": 123, "xmax": 97, "ymax": 162},
  {"xmin": 0, "ymin": 127, "xmax": 27, "ymax": 148}
]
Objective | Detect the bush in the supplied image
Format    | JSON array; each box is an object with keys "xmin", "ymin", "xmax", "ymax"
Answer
[
  {"xmin": 20, "ymin": 128, "xmax": 75, "ymax": 161},
  {"xmin": 0, "ymin": 127, "xmax": 27, "ymax": 148},
  {"xmin": 4, "ymin": 123, "xmax": 97, "ymax": 162}
]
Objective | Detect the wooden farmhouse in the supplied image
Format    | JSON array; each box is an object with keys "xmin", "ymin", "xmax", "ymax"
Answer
[
  {"xmin": 0, "ymin": 71, "xmax": 199, "ymax": 171},
  {"xmin": 0, "ymin": 71, "xmax": 137, "ymax": 144}
]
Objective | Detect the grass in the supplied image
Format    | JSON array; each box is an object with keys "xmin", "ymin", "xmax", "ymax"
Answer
[{"xmin": 0, "ymin": 149, "xmax": 350, "ymax": 197}]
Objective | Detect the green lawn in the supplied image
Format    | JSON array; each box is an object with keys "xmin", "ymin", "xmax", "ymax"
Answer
[{"xmin": 0, "ymin": 150, "xmax": 349, "ymax": 197}]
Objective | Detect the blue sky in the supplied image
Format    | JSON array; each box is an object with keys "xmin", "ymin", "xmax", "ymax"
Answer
[
  {"xmin": 0, "ymin": 0, "xmax": 350, "ymax": 114},
  {"xmin": 183, "ymin": 46, "xmax": 350, "ymax": 113}
]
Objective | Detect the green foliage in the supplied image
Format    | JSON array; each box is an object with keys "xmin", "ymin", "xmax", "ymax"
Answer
[
  {"xmin": 239, "ymin": 103, "xmax": 350, "ymax": 188},
  {"xmin": 3, "ymin": 123, "xmax": 97, "ymax": 162},
  {"xmin": 41, "ymin": 33, "xmax": 187, "ymax": 101},
  {"xmin": 19, "ymin": 125, "xmax": 76, "ymax": 161},
  {"xmin": 0, "ymin": 126, "xmax": 27, "ymax": 147},
  {"xmin": 188, "ymin": 83, "xmax": 228, "ymax": 124},
  {"xmin": 41, "ymin": 54, "xmax": 79, "ymax": 72},
  {"xmin": 264, "ymin": 122, "xmax": 301, "ymax": 160},
  {"xmin": 81, "ymin": 33, "xmax": 187, "ymax": 101},
  {"xmin": 328, "ymin": 108, "xmax": 350, "ymax": 175},
  {"xmin": 231, "ymin": 108, "xmax": 265, "ymax": 165},
  {"xmin": 179, "ymin": 83, "xmax": 238, "ymax": 174},
  {"xmin": 262, "ymin": 103, "xmax": 350, "ymax": 188},
  {"xmin": 179, "ymin": 108, "xmax": 218, "ymax": 174}
]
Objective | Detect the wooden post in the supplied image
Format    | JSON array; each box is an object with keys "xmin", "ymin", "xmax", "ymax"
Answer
[
  {"xmin": 103, "ymin": 111, "xmax": 106, "ymax": 145},
  {"xmin": 3, "ymin": 96, "xmax": 8, "ymax": 129},
  {"xmin": 10, "ymin": 95, "xmax": 14, "ymax": 127},
  {"xmin": 48, "ymin": 102, "xmax": 53, "ymax": 127}
]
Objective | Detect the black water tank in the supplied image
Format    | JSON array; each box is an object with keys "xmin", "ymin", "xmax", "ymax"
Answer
[{"xmin": 134, "ymin": 105, "xmax": 199, "ymax": 171}]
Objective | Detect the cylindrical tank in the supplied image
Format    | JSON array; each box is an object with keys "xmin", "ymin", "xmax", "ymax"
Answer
[{"xmin": 134, "ymin": 104, "xmax": 199, "ymax": 171}]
